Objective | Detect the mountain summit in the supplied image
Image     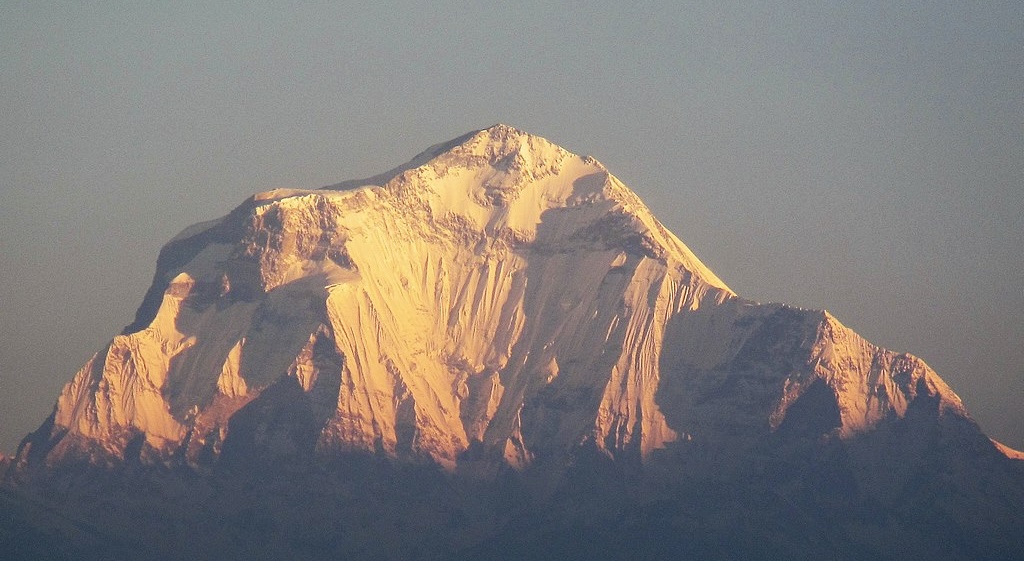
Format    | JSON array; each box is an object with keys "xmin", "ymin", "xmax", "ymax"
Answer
[
  {"xmin": 19, "ymin": 123, "xmax": 741, "ymax": 470},
  {"xmin": 6, "ymin": 126, "xmax": 1022, "ymax": 560}
]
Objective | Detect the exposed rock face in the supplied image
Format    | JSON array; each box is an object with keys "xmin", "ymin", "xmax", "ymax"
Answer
[{"xmin": 6, "ymin": 125, "xmax": 1021, "ymax": 561}]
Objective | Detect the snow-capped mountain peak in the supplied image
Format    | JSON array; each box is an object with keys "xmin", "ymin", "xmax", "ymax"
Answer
[{"xmin": 7, "ymin": 126, "xmax": 1021, "ymax": 561}]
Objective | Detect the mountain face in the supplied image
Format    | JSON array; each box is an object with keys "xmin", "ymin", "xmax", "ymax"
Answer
[{"xmin": 5, "ymin": 125, "xmax": 1022, "ymax": 561}]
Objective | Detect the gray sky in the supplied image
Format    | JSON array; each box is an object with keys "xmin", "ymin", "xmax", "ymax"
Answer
[{"xmin": 2, "ymin": 1, "xmax": 1021, "ymax": 454}]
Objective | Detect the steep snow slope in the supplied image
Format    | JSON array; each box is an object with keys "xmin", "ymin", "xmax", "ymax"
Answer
[{"xmin": 11, "ymin": 125, "xmax": 1011, "ymax": 476}]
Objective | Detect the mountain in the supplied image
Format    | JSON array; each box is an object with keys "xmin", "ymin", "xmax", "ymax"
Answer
[{"xmin": 4, "ymin": 125, "xmax": 1022, "ymax": 560}]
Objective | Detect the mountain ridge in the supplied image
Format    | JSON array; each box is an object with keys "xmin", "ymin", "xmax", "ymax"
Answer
[
  {"xmin": 10, "ymin": 124, "xmax": 1017, "ymax": 472},
  {"xmin": 4, "ymin": 125, "xmax": 1022, "ymax": 560}
]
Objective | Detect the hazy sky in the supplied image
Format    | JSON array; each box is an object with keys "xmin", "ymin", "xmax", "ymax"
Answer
[{"xmin": 1, "ymin": 1, "xmax": 1021, "ymax": 455}]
